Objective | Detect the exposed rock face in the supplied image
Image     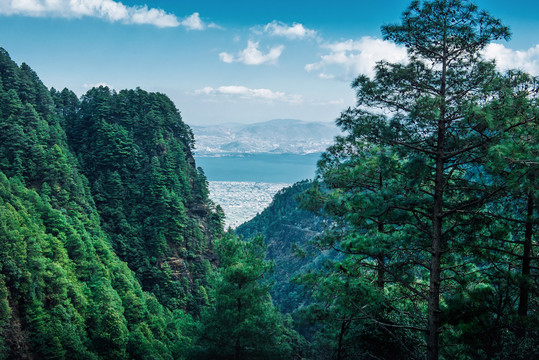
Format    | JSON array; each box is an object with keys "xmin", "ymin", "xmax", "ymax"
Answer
[{"xmin": 165, "ymin": 257, "xmax": 191, "ymax": 281}]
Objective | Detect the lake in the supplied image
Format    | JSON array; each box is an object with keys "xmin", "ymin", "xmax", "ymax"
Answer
[{"xmin": 194, "ymin": 153, "xmax": 321, "ymax": 183}]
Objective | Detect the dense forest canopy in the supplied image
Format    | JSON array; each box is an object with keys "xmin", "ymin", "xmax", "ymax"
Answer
[
  {"xmin": 0, "ymin": 0, "xmax": 537, "ymax": 359},
  {"xmin": 0, "ymin": 46, "xmax": 202, "ymax": 359},
  {"xmin": 0, "ymin": 45, "xmax": 300, "ymax": 359}
]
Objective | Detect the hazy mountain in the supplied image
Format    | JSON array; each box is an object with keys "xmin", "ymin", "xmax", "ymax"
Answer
[{"xmin": 193, "ymin": 119, "xmax": 340, "ymax": 155}]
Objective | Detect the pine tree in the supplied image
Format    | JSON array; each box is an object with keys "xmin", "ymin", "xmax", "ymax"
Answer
[
  {"xmin": 193, "ymin": 234, "xmax": 300, "ymax": 360},
  {"xmin": 304, "ymin": 1, "xmax": 536, "ymax": 359}
]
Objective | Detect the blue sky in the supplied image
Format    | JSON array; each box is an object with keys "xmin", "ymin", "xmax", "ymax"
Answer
[{"xmin": 1, "ymin": 0, "xmax": 538, "ymax": 125}]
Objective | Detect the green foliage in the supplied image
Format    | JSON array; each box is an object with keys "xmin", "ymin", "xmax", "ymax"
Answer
[
  {"xmin": 0, "ymin": 171, "xmax": 192, "ymax": 359},
  {"xmin": 236, "ymin": 180, "xmax": 326, "ymax": 314},
  {"xmin": 0, "ymin": 47, "xmax": 206, "ymax": 359},
  {"xmin": 64, "ymin": 85, "xmax": 221, "ymax": 312},
  {"xmin": 283, "ymin": 1, "xmax": 539, "ymax": 360},
  {"xmin": 192, "ymin": 233, "xmax": 305, "ymax": 360},
  {"xmin": 2, "ymin": 1, "xmax": 535, "ymax": 356}
]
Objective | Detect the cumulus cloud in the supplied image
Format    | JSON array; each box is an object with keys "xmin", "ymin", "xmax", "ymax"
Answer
[
  {"xmin": 261, "ymin": 21, "xmax": 317, "ymax": 40},
  {"xmin": 195, "ymin": 85, "xmax": 302, "ymax": 103},
  {"xmin": 482, "ymin": 43, "xmax": 539, "ymax": 75},
  {"xmin": 218, "ymin": 52, "xmax": 234, "ymax": 63},
  {"xmin": 0, "ymin": 0, "xmax": 217, "ymax": 29},
  {"xmin": 180, "ymin": 12, "xmax": 203, "ymax": 30},
  {"xmin": 180, "ymin": 12, "xmax": 219, "ymax": 30},
  {"xmin": 129, "ymin": 7, "xmax": 178, "ymax": 27},
  {"xmin": 219, "ymin": 41, "xmax": 284, "ymax": 65},
  {"xmin": 306, "ymin": 36, "xmax": 408, "ymax": 79}
]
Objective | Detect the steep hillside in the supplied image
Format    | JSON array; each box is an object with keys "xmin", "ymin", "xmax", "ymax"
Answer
[
  {"xmin": 64, "ymin": 86, "xmax": 222, "ymax": 313},
  {"xmin": 0, "ymin": 47, "xmax": 219, "ymax": 359},
  {"xmin": 236, "ymin": 181, "xmax": 328, "ymax": 314}
]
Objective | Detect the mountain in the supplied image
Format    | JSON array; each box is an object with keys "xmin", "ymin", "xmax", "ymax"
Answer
[
  {"xmin": 0, "ymin": 47, "xmax": 222, "ymax": 359},
  {"xmin": 235, "ymin": 180, "xmax": 329, "ymax": 314},
  {"xmin": 192, "ymin": 119, "xmax": 341, "ymax": 155},
  {"xmin": 0, "ymin": 47, "xmax": 304, "ymax": 360},
  {"xmin": 66, "ymin": 86, "xmax": 226, "ymax": 314}
]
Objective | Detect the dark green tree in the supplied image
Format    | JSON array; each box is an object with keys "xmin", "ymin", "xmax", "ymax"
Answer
[
  {"xmin": 301, "ymin": 1, "xmax": 536, "ymax": 359},
  {"xmin": 193, "ymin": 233, "xmax": 302, "ymax": 360},
  {"xmin": 236, "ymin": 180, "xmax": 325, "ymax": 314},
  {"xmin": 64, "ymin": 85, "xmax": 221, "ymax": 313}
]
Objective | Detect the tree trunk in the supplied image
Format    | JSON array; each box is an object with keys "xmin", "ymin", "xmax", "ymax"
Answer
[
  {"xmin": 427, "ymin": 156, "xmax": 444, "ymax": 360},
  {"xmin": 428, "ymin": 44, "xmax": 447, "ymax": 359},
  {"xmin": 337, "ymin": 319, "xmax": 350, "ymax": 360},
  {"xmin": 518, "ymin": 190, "xmax": 534, "ymax": 319},
  {"xmin": 427, "ymin": 24, "xmax": 448, "ymax": 359}
]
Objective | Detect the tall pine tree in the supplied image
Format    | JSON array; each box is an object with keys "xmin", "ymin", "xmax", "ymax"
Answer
[{"xmin": 303, "ymin": 1, "xmax": 536, "ymax": 359}]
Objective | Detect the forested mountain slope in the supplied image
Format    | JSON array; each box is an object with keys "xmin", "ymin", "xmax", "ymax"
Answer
[
  {"xmin": 1, "ymin": 0, "xmax": 538, "ymax": 358},
  {"xmin": 236, "ymin": 180, "xmax": 328, "ymax": 314},
  {"xmin": 238, "ymin": 1, "xmax": 539, "ymax": 358},
  {"xmin": 0, "ymin": 47, "xmax": 221, "ymax": 359},
  {"xmin": 64, "ymin": 85, "xmax": 222, "ymax": 314}
]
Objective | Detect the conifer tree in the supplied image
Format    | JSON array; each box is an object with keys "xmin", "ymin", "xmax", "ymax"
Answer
[
  {"xmin": 193, "ymin": 234, "xmax": 301, "ymax": 360},
  {"xmin": 303, "ymin": 1, "xmax": 536, "ymax": 359}
]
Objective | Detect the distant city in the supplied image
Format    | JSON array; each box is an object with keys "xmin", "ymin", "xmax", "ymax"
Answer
[
  {"xmin": 208, "ymin": 181, "xmax": 290, "ymax": 228},
  {"xmin": 194, "ymin": 119, "xmax": 329, "ymax": 226}
]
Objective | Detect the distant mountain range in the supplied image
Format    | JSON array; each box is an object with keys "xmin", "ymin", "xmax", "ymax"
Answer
[{"xmin": 192, "ymin": 119, "xmax": 341, "ymax": 155}]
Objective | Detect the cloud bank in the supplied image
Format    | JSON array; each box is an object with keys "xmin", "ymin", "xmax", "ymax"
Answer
[
  {"xmin": 219, "ymin": 41, "xmax": 284, "ymax": 65},
  {"xmin": 483, "ymin": 43, "xmax": 539, "ymax": 75},
  {"xmin": 306, "ymin": 37, "xmax": 539, "ymax": 79},
  {"xmin": 0, "ymin": 0, "xmax": 214, "ymax": 29},
  {"xmin": 195, "ymin": 85, "xmax": 302, "ymax": 103},
  {"xmin": 306, "ymin": 36, "xmax": 408, "ymax": 79}
]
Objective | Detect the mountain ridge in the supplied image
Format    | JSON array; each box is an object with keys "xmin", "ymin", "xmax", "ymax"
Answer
[
  {"xmin": 0, "ymin": 47, "xmax": 223, "ymax": 359},
  {"xmin": 193, "ymin": 118, "xmax": 341, "ymax": 155}
]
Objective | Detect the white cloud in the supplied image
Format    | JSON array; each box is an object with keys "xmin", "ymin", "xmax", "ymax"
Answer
[
  {"xmin": 318, "ymin": 73, "xmax": 335, "ymax": 80},
  {"xmin": 195, "ymin": 86, "xmax": 215, "ymax": 95},
  {"xmin": 219, "ymin": 41, "xmax": 284, "ymax": 65},
  {"xmin": 306, "ymin": 36, "xmax": 408, "ymax": 80},
  {"xmin": 195, "ymin": 85, "xmax": 303, "ymax": 103},
  {"xmin": 129, "ymin": 6, "xmax": 178, "ymax": 27},
  {"xmin": 179, "ymin": 12, "xmax": 217, "ymax": 30},
  {"xmin": 219, "ymin": 52, "xmax": 235, "ymax": 64},
  {"xmin": 180, "ymin": 12, "xmax": 203, "ymax": 30},
  {"xmin": 482, "ymin": 43, "xmax": 539, "ymax": 75},
  {"xmin": 262, "ymin": 21, "xmax": 317, "ymax": 40},
  {"xmin": 207, "ymin": 22, "xmax": 222, "ymax": 29},
  {"xmin": 0, "ymin": 1, "xmax": 217, "ymax": 29}
]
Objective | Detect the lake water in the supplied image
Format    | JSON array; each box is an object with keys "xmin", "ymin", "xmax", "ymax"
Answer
[{"xmin": 194, "ymin": 153, "xmax": 321, "ymax": 183}]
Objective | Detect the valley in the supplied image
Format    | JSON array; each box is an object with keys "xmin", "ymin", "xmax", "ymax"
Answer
[
  {"xmin": 207, "ymin": 181, "xmax": 290, "ymax": 228},
  {"xmin": 193, "ymin": 127, "xmax": 325, "ymax": 227},
  {"xmin": 1, "ymin": 1, "xmax": 537, "ymax": 359}
]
